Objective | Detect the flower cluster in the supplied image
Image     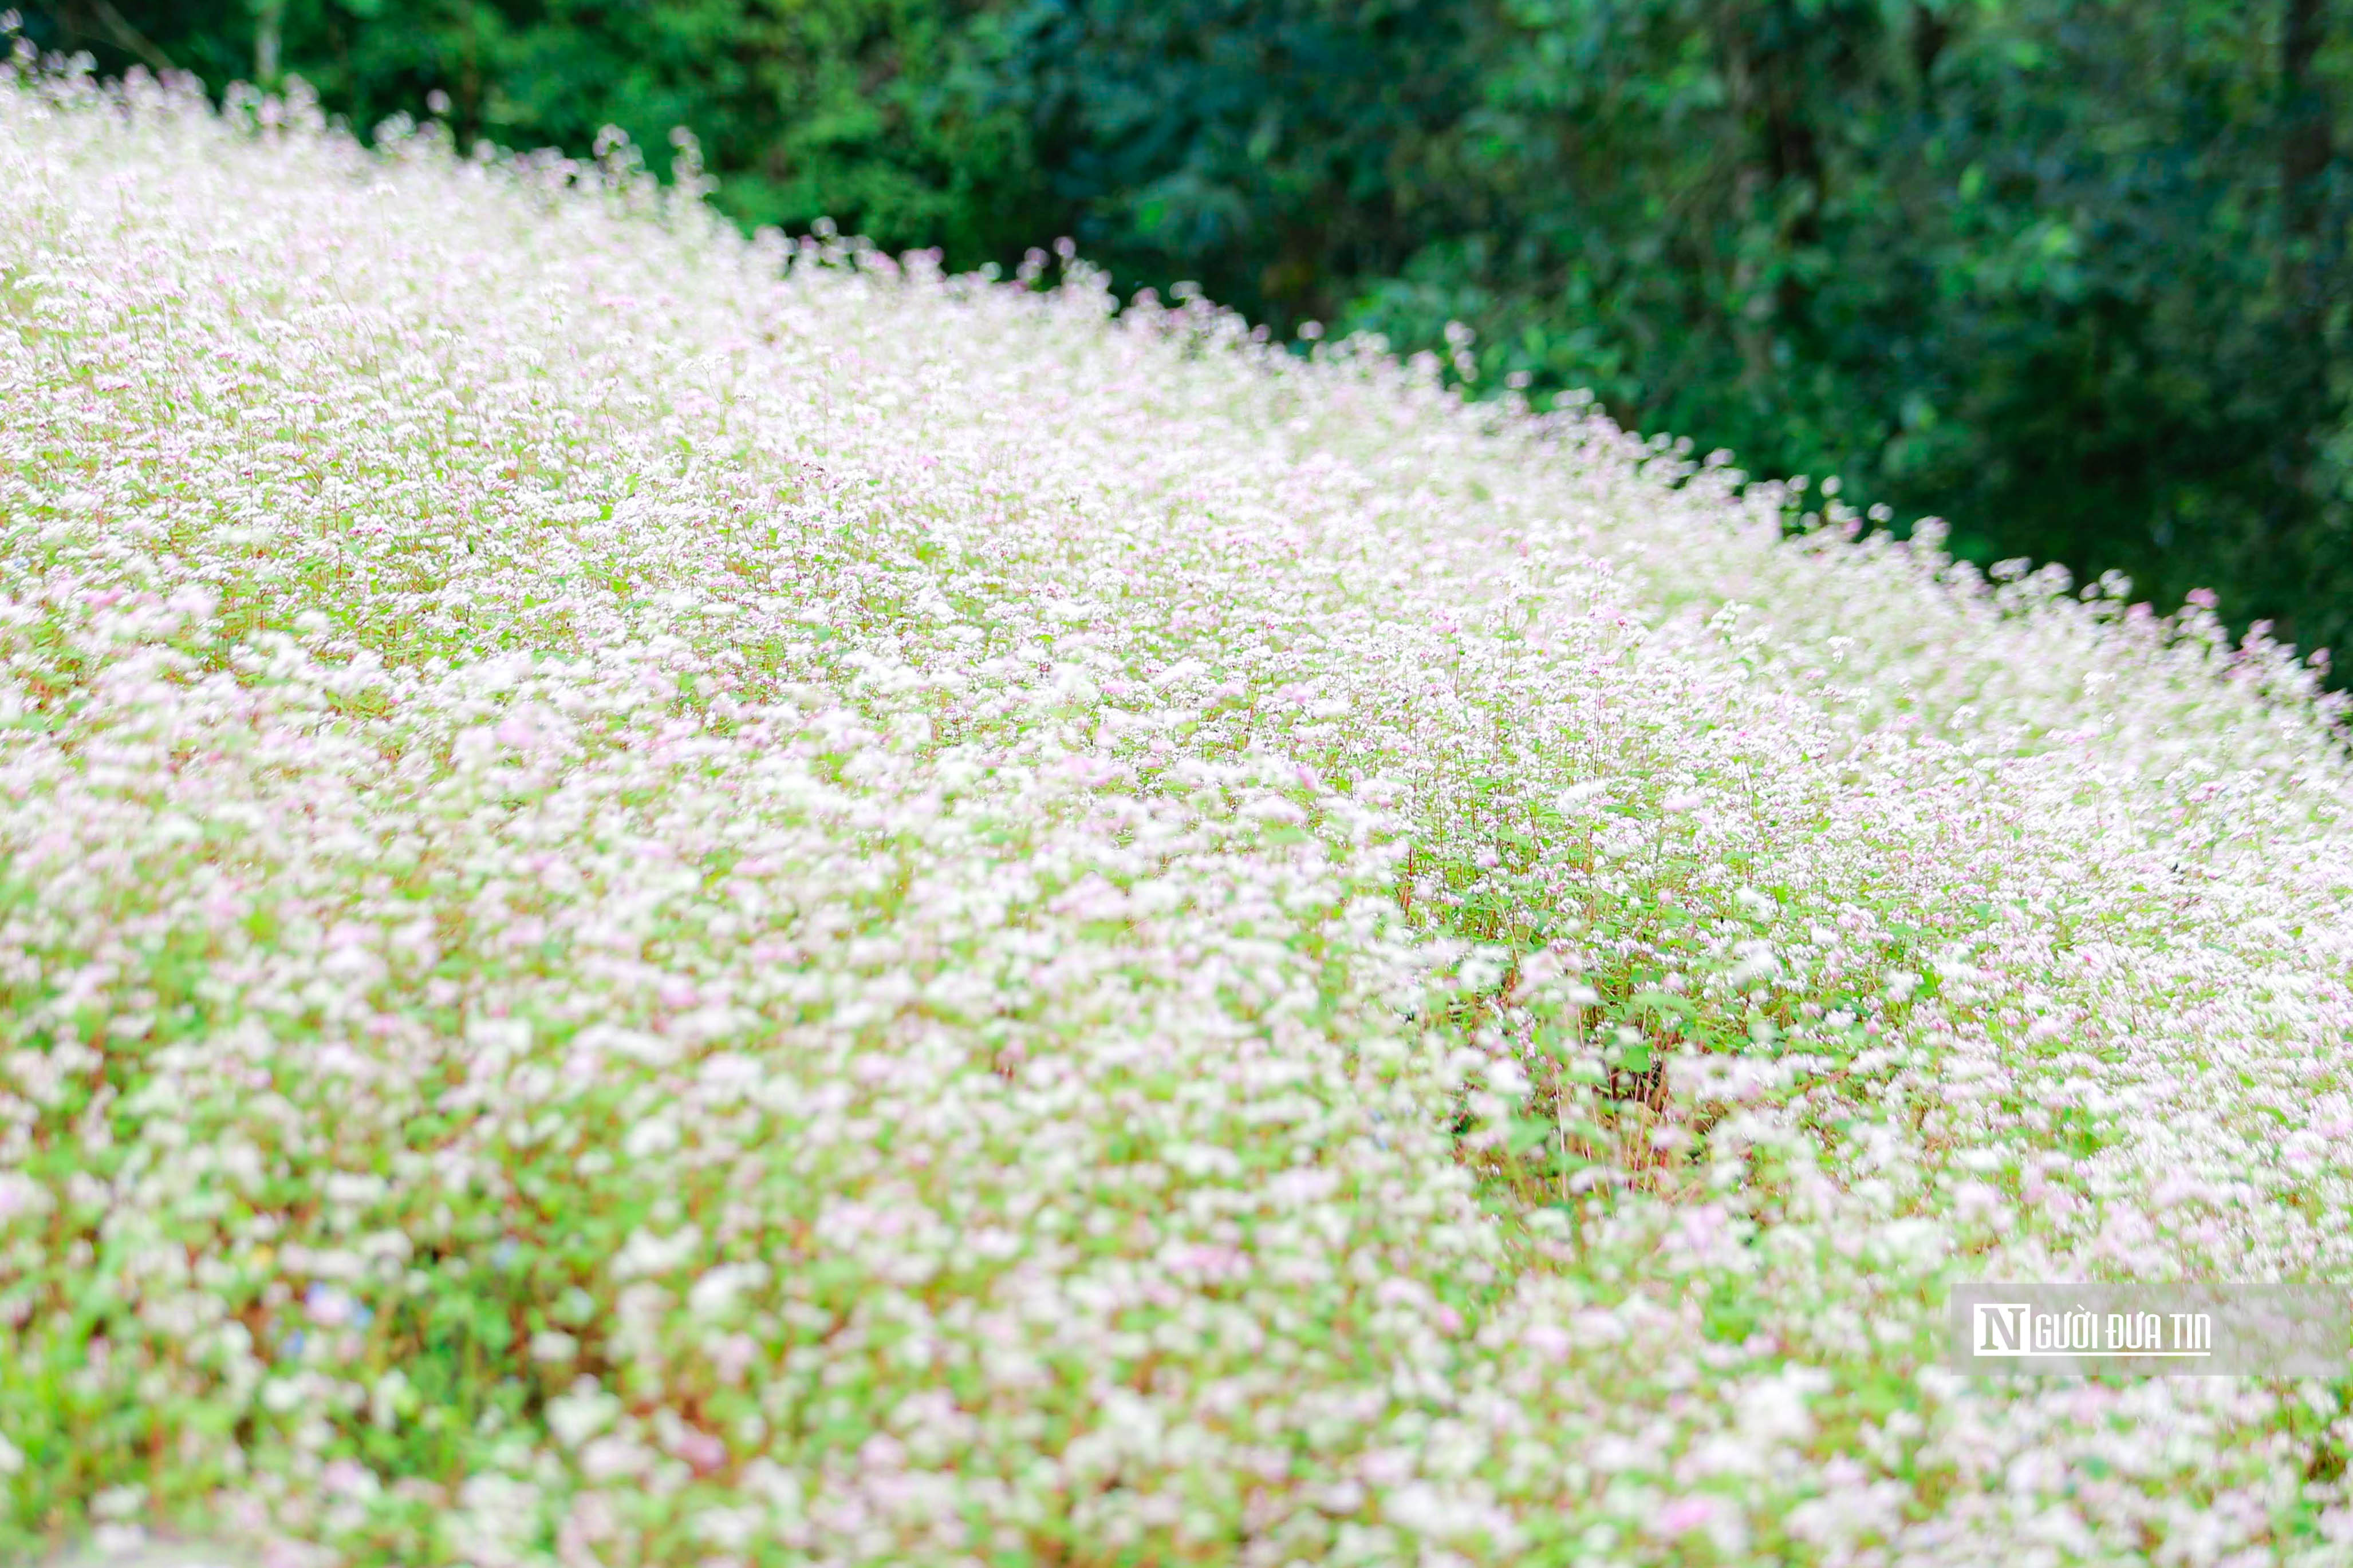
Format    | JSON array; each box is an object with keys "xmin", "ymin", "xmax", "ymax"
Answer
[{"xmin": 5, "ymin": 54, "xmax": 2353, "ymax": 1568}]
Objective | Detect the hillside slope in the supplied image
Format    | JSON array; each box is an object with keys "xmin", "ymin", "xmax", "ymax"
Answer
[{"xmin": 6, "ymin": 65, "xmax": 2353, "ymax": 1566}]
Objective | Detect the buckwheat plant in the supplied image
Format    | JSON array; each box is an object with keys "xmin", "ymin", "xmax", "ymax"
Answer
[{"xmin": 5, "ymin": 46, "xmax": 2353, "ymax": 1568}]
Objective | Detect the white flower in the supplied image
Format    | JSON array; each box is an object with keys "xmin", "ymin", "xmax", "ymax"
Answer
[{"xmin": 546, "ymin": 1382, "xmax": 621, "ymax": 1449}]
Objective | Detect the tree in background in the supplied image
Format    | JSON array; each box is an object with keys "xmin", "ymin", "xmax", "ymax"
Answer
[
  {"xmin": 1332, "ymin": 0, "xmax": 2353, "ymax": 658},
  {"xmin": 21, "ymin": 0, "xmax": 2353, "ymax": 668},
  {"xmin": 23, "ymin": 0, "xmax": 1043, "ymax": 257},
  {"xmin": 979, "ymin": 0, "xmax": 1478, "ymax": 330}
]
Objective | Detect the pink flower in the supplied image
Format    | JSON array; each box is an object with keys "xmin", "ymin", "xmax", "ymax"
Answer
[{"xmin": 1655, "ymin": 1495, "xmax": 1720, "ymax": 1535}]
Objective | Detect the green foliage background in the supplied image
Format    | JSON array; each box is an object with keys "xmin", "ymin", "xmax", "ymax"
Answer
[{"xmin": 26, "ymin": 0, "xmax": 2353, "ymax": 668}]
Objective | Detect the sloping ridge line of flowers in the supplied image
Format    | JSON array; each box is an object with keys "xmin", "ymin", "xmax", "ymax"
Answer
[{"xmin": 6, "ymin": 57, "xmax": 2353, "ymax": 1568}]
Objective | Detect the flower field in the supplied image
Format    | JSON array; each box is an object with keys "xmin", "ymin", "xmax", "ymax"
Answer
[{"xmin": 7, "ymin": 58, "xmax": 2353, "ymax": 1568}]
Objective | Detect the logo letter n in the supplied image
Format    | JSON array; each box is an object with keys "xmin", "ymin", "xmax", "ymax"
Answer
[{"xmin": 1974, "ymin": 1303, "xmax": 2029, "ymax": 1356}]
